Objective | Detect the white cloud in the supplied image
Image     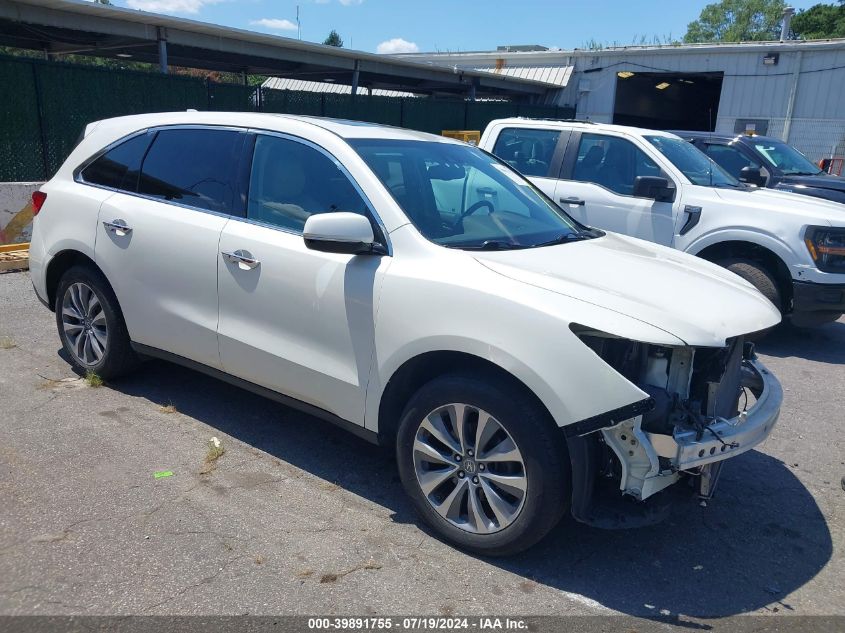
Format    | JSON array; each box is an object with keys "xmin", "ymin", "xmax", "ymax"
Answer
[
  {"xmin": 125, "ymin": 0, "xmax": 222, "ymax": 14},
  {"xmin": 250, "ymin": 18, "xmax": 298, "ymax": 31},
  {"xmin": 376, "ymin": 38, "xmax": 419, "ymax": 54},
  {"xmin": 339, "ymin": 0, "xmax": 364, "ymax": 5}
]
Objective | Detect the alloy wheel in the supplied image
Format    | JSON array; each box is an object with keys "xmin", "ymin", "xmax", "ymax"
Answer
[
  {"xmin": 412, "ymin": 403, "xmax": 527, "ymax": 534},
  {"xmin": 61, "ymin": 282, "xmax": 108, "ymax": 366}
]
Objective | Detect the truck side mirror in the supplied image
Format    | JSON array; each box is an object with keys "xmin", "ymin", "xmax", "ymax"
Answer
[
  {"xmin": 739, "ymin": 166, "xmax": 766, "ymax": 186},
  {"xmin": 633, "ymin": 176, "xmax": 675, "ymax": 203}
]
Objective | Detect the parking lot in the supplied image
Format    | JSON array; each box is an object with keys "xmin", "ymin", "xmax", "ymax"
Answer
[{"xmin": 0, "ymin": 269, "xmax": 843, "ymax": 620}]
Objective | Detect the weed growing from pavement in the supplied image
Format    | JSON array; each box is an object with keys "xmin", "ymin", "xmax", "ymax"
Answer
[
  {"xmin": 200, "ymin": 437, "xmax": 225, "ymax": 475},
  {"xmin": 0, "ymin": 336, "xmax": 16, "ymax": 349},
  {"xmin": 84, "ymin": 370, "xmax": 103, "ymax": 388},
  {"xmin": 159, "ymin": 403, "xmax": 177, "ymax": 414}
]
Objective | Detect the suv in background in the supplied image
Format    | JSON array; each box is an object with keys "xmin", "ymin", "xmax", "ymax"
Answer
[
  {"xmin": 30, "ymin": 112, "xmax": 782, "ymax": 555},
  {"xmin": 672, "ymin": 131, "xmax": 845, "ymax": 206},
  {"xmin": 480, "ymin": 118, "xmax": 845, "ymax": 327}
]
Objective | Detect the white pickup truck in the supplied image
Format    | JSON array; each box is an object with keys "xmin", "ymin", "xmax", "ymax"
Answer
[{"xmin": 480, "ymin": 118, "xmax": 845, "ymax": 327}]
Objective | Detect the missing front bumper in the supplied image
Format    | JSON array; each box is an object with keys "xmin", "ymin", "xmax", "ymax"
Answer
[{"xmin": 602, "ymin": 357, "xmax": 782, "ymax": 501}]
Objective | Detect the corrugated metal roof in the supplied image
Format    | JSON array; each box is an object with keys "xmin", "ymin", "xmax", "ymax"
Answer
[
  {"xmin": 262, "ymin": 77, "xmax": 418, "ymax": 97},
  {"xmin": 472, "ymin": 64, "xmax": 573, "ymax": 87}
]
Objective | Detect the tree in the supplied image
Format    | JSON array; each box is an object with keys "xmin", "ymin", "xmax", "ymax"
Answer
[
  {"xmin": 323, "ymin": 30, "xmax": 343, "ymax": 47},
  {"xmin": 684, "ymin": 0, "xmax": 787, "ymax": 43},
  {"xmin": 791, "ymin": 2, "xmax": 845, "ymax": 39}
]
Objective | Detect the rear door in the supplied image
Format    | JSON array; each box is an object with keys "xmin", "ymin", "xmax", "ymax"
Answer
[
  {"xmin": 95, "ymin": 126, "xmax": 247, "ymax": 369},
  {"xmin": 488, "ymin": 126, "xmax": 570, "ymax": 200},
  {"xmin": 555, "ymin": 131, "xmax": 677, "ymax": 246},
  {"xmin": 216, "ymin": 132, "xmax": 390, "ymax": 425}
]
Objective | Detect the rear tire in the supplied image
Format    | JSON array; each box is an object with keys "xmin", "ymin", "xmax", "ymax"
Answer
[
  {"xmin": 396, "ymin": 373, "xmax": 570, "ymax": 556},
  {"xmin": 55, "ymin": 264, "xmax": 138, "ymax": 380}
]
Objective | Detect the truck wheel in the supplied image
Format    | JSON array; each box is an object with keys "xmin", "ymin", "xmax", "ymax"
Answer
[
  {"xmin": 718, "ymin": 259, "xmax": 783, "ymax": 312},
  {"xmin": 55, "ymin": 264, "xmax": 139, "ymax": 380},
  {"xmin": 396, "ymin": 373, "xmax": 570, "ymax": 556}
]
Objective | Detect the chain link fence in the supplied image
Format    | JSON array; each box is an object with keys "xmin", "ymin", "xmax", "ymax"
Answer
[{"xmin": 1, "ymin": 55, "xmax": 575, "ymax": 182}]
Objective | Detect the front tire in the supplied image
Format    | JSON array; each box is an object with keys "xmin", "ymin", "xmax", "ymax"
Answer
[
  {"xmin": 55, "ymin": 265, "xmax": 138, "ymax": 379},
  {"xmin": 718, "ymin": 258, "xmax": 783, "ymax": 338},
  {"xmin": 396, "ymin": 373, "xmax": 570, "ymax": 556}
]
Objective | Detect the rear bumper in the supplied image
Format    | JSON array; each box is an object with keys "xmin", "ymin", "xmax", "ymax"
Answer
[
  {"xmin": 792, "ymin": 280, "xmax": 845, "ymax": 315},
  {"xmin": 646, "ymin": 358, "xmax": 782, "ymax": 471}
]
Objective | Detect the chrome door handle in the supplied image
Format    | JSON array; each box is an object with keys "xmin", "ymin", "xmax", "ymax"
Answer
[
  {"xmin": 560, "ymin": 197, "xmax": 585, "ymax": 206},
  {"xmin": 103, "ymin": 219, "xmax": 132, "ymax": 236},
  {"xmin": 221, "ymin": 249, "xmax": 260, "ymax": 269}
]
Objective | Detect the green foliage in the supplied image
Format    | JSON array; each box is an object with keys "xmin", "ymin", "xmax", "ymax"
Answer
[
  {"xmin": 323, "ymin": 30, "xmax": 344, "ymax": 47},
  {"xmin": 792, "ymin": 2, "xmax": 845, "ymax": 39},
  {"xmin": 684, "ymin": 0, "xmax": 787, "ymax": 43}
]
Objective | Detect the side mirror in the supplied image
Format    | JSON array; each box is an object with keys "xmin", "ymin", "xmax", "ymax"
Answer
[
  {"xmin": 633, "ymin": 176, "xmax": 675, "ymax": 203},
  {"xmin": 303, "ymin": 212, "xmax": 383, "ymax": 255},
  {"xmin": 739, "ymin": 166, "xmax": 766, "ymax": 186}
]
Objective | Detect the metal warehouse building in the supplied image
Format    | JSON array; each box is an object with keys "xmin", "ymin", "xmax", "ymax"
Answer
[{"xmin": 402, "ymin": 40, "xmax": 845, "ymax": 163}]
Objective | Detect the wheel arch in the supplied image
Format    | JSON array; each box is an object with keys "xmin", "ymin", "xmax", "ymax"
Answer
[
  {"xmin": 375, "ymin": 350, "xmax": 557, "ymax": 449},
  {"xmin": 44, "ymin": 249, "xmax": 104, "ymax": 310},
  {"xmin": 692, "ymin": 240, "xmax": 794, "ymax": 311}
]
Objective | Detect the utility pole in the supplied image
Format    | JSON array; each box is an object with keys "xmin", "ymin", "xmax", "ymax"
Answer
[{"xmin": 297, "ymin": 5, "xmax": 301, "ymax": 40}]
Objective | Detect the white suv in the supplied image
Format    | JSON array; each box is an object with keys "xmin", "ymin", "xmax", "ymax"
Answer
[
  {"xmin": 30, "ymin": 112, "xmax": 781, "ymax": 554},
  {"xmin": 480, "ymin": 118, "xmax": 845, "ymax": 328}
]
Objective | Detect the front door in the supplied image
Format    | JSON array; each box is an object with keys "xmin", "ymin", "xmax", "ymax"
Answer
[
  {"xmin": 555, "ymin": 132, "xmax": 677, "ymax": 246},
  {"xmin": 216, "ymin": 133, "xmax": 389, "ymax": 425}
]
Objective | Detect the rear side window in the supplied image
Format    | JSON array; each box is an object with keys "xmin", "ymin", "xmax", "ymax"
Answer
[
  {"xmin": 80, "ymin": 133, "xmax": 152, "ymax": 192},
  {"xmin": 138, "ymin": 128, "xmax": 244, "ymax": 214},
  {"xmin": 247, "ymin": 134, "xmax": 370, "ymax": 233},
  {"xmin": 491, "ymin": 128, "xmax": 561, "ymax": 178}
]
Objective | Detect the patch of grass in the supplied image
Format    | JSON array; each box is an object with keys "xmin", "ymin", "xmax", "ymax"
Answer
[
  {"xmin": 200, "ymin": 437, "xmax": 225, "ymax": 475},
  {"xmin": 159, "ymin": 403, "xmax": 177, "ymax": 414},
  {"xmin": 84, "ymin": 370, "xmax": 103, "ymax": 388},
  {"xmin": 254, "ymin": 555, "xmax": 265, "ymax": 565},
  {"xmin": 0, "ymin": 336, "xmax": 16, "ymax": 349}
]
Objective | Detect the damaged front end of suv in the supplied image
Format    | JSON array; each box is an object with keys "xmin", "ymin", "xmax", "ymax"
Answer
[{"xmin": 566, "ymin": 327, "xmax": 783, "ymax": 528}]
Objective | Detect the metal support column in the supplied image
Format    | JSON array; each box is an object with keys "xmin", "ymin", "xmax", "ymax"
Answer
[
  {"xmin": 782, "ymin": 50, "xmax": 802, "ymax": 143},
  {"xmin": 351, "ymin": 60, "xmax": 360, "ymax": 96},
  {"xmin": 157, "ymin": 27, "xmax": 168, "ymax": 74}
]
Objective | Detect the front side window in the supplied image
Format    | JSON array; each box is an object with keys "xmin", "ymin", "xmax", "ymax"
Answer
[
  {"xmin": 572, "ymin": 133, "xmax": 661, "ymax": 196},
  {"xmin": 80, "ymin": 133, "xmax": 152, "ymax": 192},
  {"xmin": 753, "ymin": 140, "xmax": 823, "ymax": 176},
  {"xmin": 137, "ymin": 128, "xmax": 244, "ymax": 213},
  {"xmin": 247, "ymin": 135, "xmax": 370, "ymax": 233},
  {"xmin": 491, "ymin": 127, "xmax": 561, "ymax": 177},
  {"xmin": 704, "ymin": 143, "xmax": 761, "ymax": 177},
  {"xmin": 351, "ymin": 139, "xmax": 587, "ymax": 250},
  {"xmin": 646, "ymin": 135, "xmax": 739, "ymax": 188}
]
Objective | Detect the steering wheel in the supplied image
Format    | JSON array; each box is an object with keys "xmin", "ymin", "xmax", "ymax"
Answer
[{"xmin": 460, "ymin": 199, "xmax": 495, "ymax": 219}]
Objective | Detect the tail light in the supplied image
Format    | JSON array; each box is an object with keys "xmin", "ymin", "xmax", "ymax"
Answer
[{"xmin": 32, "ymin": 191, "xmax": 47, "ymax": 216}]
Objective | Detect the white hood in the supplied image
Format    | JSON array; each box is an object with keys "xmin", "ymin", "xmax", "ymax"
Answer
[
  {"xmin": 473, "ymin": 232, "xmax": 782, "ymax": 347},
  {"xmin": 714, "ymin": 186, "xmax": 845, "ymax": 226}
]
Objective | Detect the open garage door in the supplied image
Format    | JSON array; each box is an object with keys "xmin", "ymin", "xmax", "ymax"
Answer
[{"xmin": 613, "ymin": 72, "xmax": 724, "ymax": 131}]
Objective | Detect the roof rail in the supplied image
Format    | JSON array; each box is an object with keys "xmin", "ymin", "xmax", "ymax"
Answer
[{"xmin": 513, "ymin": 117, "xmax": 596, "ymax": 124}]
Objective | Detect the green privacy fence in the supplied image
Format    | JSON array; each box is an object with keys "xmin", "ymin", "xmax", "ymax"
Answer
[{"xmin": 1, "ymin": 55, "xmax": 574, "ymax": 182}]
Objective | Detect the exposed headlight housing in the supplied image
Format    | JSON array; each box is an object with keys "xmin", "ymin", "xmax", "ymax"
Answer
[{"xmin": 804, "ymin": 226, "xmax": 845, "ymax": 273}]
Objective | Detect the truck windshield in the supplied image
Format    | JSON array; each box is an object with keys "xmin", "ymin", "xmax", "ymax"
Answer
[
  {"xmin": 350, "ymin": 139, "xmax": 591, "ymax": 250},
  {"xmin": 646, "ymin": 135, "xmax": 741, "ymax": 188},
  {"xmin": 753, "ymin": 140, "xmax": 824, "ymax": 176}
]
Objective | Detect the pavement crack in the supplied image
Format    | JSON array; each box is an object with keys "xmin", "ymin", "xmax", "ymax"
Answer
[{"xmin": 141, "ymin": 554, "xmax": 247, "ymax": 613}]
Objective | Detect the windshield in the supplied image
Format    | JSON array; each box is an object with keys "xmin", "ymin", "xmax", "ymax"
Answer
[
  {"xmin": 646, "ymin": 135, "xmax": 741, "ymax": 188},
  {"xmin": 350, "ymin": 139, "xmax": 590, "ymax": 250},
  {"xmin": 753, "ymin": 140, "xmax": 823, "ymax": 175}
]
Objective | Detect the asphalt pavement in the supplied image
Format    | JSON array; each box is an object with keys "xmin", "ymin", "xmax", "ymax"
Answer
[{"xmin": 0, "ymin": 270, "xmax": 843, "ymax": 621}]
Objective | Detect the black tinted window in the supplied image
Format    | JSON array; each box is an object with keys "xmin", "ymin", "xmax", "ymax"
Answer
[
  {"xmin": 704, "ymin": 144, "xmax": 760, "ymax": 177},
  {"xmin": 247, "ymin": 135, "xmax": 369, "ymax": 233},
  {"xmin": 573, "ymin": 133, "xmax": 660, "ymax": 196},
  {"xmin": 492, "ymin": 128, "xmax": 561, "ymax": 177},
  {"xmin": 138, "ymin": 128, "xmax": 244, "ymax": 213},
  {"xmin": 81, "ymin": 133, "xmax": 152, "ymax": 191}
]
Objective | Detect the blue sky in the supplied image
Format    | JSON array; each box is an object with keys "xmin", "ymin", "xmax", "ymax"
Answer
[{"xmin": 113, "ymin": 1, "xmax": 823, "ymax": 54}]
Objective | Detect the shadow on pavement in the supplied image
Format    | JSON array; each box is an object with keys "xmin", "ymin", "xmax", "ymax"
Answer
[
  {"xmin": 757, "ymin": 318, "xmax": 845, "ymax": 365},
  {"xmin": 110, "ymin": 358, "xmax": 832, "ymax": 620}
]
